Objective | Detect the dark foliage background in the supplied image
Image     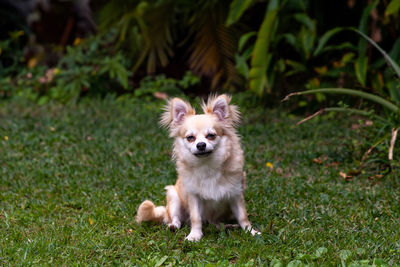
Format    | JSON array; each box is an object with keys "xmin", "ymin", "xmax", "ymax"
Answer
[{"xmin": 0, "ymin": 0, "xmax": 398, "ymax": 102}]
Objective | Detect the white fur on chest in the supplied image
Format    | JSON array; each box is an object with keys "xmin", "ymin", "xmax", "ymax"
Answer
[{"xmin": 181, "ymin": 165, "xmax": 243, "ymax": 200}]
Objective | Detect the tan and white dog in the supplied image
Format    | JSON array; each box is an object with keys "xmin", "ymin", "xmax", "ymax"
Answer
[{"xmin": 136, "ymin": 94, "xmax": 259, "ymax": 241}]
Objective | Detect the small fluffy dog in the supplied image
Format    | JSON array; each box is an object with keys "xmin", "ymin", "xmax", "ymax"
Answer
[{"xmin": 136, "ymin": 94, "xmax": 259, "ymax": 241}]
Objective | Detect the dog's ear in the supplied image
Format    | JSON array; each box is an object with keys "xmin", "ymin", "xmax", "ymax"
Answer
[
  {"xmin": 160, "ymin": 98, "xmax": 195, "ymax": 129},
  {"xmin": 203, "ymin": 94, "xmax": 241, "ymax": 127}
]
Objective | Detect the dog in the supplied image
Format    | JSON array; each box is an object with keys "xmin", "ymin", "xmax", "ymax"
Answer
[{"xmin": 136, "ymin": 94, "xmax": 260, "ymax": 241}]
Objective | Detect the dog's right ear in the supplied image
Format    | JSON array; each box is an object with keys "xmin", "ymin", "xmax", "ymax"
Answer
[{"xmin": 160, "ymin": 98, "xmax": 195, "ymax": 130}]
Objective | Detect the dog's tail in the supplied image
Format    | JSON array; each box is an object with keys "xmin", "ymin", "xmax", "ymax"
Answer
[{"xmin": 136, "ymin": 200, "xmax": 169, "ymax": 224}]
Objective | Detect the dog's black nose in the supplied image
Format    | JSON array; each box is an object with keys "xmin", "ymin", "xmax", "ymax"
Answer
[{"xmin": 196, "ymin": 142, "xmax": 206, "ymax": 151}]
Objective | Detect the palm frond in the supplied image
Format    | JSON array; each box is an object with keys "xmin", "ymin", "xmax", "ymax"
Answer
[
  {"xmin": 188, "ymin": 2, "xmax": 241, "ymax": 89},
  {"xmin": 134, "ymin": 2, "xmax": 175, "ymax": 73},
  {"xmin": 98, "ymin": 1, "xmax": 175, "ymax": 74}
]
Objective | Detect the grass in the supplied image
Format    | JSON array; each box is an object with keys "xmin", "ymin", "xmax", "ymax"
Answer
[{"xmin": 0, "ymin": 95, "xmax": 399, "ymax": 266}]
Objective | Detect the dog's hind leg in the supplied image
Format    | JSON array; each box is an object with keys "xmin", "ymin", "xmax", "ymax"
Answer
[{"xmin": 165, "ymin": 185, "xmax": 183, "ymax": 231}]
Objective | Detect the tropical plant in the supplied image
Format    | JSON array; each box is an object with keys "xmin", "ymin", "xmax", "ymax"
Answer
[
  {"xmin": 98, "ymin": 0, "xmax": 240, "ymax": 89},
  {"xmin": 0, "ymin": 31, "xmax": 131, "ymax": 103},
  {"xmin": 133, "ymin": 71, "xmax": 200, "ymax": 100},
  {"xmin": 227, "ymin": 0, "xmax": 354, "ymax": 96},
  {"xmin": 229, "ymin": 0, "xmax": 400, "ymax": 99},
  {"xmin": 283, "ymin": 29, "xmax": 400, "ymax": 173},
  {"xmin": 226, "ymin": 0, "xmax": 280, "ymax": 95}
]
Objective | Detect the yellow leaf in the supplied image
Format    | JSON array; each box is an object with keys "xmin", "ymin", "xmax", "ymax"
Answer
[
  {"xmin": 266, "ymin": 162, "xmax": 274, "ymax": 170},
  {"xmin": 53, "ymin": 68, "xmax": 60, "ymax": 75},
  {"xmin": 89, "ymin": 218, "xmax": 93, "ymax": 225},
  {"xmin": 312, "ymin": 77, "xmax": 320, "ymax": 87},
  {"xmin": 314, "ymin": 65, "xmax": 327, "ymax": 75},
  {"xmin": 4, "ymin": 136, "xmax": 8, "ymax": 141},
  {"xmin": 377, "ymin": 72, "xmax": 384, "ymax": 88},
  {"xmin": 332, "ymin": 61, "xmax": 342, "ymax": 68},
  {"xmin": 73, "ymin": 38, "xmax": 82, "ymax": 46},
  {"xmin": 27, "ymin": 57, "xmax": 38, "ymax": 68}
]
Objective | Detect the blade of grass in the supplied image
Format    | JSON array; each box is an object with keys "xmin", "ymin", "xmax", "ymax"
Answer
[
  {"xmin": 389, "ymin": 127, "xmax": 399, "ymax": 161},
  {"xmin": 282, "ymin": 88, "xmax": 399, "ymax": 112},
  {"xmin": 296, "ymin": 107, "xmax": 390, "ymax": 125}
]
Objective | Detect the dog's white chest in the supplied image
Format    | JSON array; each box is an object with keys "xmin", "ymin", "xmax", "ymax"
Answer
[{"xmin": 182, "ymin": 165, "xmax": 242, "ymax": 200}]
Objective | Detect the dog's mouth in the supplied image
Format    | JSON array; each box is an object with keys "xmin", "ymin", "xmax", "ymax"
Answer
[{"xmin": 194, "ymin": 151, "xmax": 213, "ymax": 158}]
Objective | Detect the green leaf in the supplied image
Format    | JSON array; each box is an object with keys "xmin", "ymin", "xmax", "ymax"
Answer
[
  {"xmin": 37, "ymin": 96, "xmax": 49, "ymax": 106},
  {"xmin": 287, "ymin": 260, "xmax": 304, "ymax": 267},
  {"xmin": 358, "ymin": 0, "xmax": 378, "ymax": 55},
  {"xmin": 372, "ymin": 258, "xmax": 389, "ymax": 267},
  {"xmin": 283, "ymin": 88, "xmax": 399, "ymax": 112},
  {"xmin": 249, "ymin": 0, "xmax": 279, "ymax": 96},
  {"xmin": 154, "ymin": 255, "xmax": 168, "ymax": 267},
  {"xmin": 294, "ymin": 13, "xmax": 315, "ymax": 32},
  {"xmin": 388, "ymin": 80, "xmax": 400, "ymax": 104},
  {"xmin": 285, "ymin": 60, "xmax": 307, "ymax": 76},
  {"xmin": 314, "ymin": 27, "xmax": 345, "ymax": 57},
  {"xmin": 339, "ymin": 250, "xmax": 352, "ymax": 262},
  {"xmin": 353, "ymin": 29, "xmax": 400, "ymax": 79},
  {"xmin": 238, "ymin": 32, "xmax": 257, "ymax": 52},
  {"xmin": 226, "ymin": 0, "xmax": 255, "ymax": 26},
  {"xmin": 355, "ymin": 248, "xmax": 366, "ymax": 256},
  {"xmin": 354, "ymin": 56, "xmax": 367, "ymax": 87},
  {"xmin": 385, "ymin": 0, "xmax": 400, "ymax": 16},
  {"xmin": 341, "ymin": 52, "xmax": 356, "ymax": 65},
  {"xmin": 299, "ymin": 27, "xmax": 315, "ymax": 60},
  {"xmin": 283, "ymin": 33, "xmax": 297, "ymax": 47},
  {"xmin": 235, "ymin": 53, "xmax": 250, "ymax": 78},
  {"xmin": 270, "ymin": 259, "xmax": 284, "ymax": 267},
  {"xmin": 315, "ymin": 247, "xmax": 328, "ymax": 258}
]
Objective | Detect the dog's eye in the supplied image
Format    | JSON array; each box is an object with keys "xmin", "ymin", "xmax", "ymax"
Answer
[
  {"xmin": 206, "ymin": 133, "xmax": 216, "ymax": 140},
  {"xmin": 186, "ymin": 135, "xmax": 195, "ymax": 142}
]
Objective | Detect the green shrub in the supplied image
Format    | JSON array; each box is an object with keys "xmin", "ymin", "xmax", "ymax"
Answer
[{"xmin": 283, "ymin": 29, "xmax": 400, "ymax": 175}]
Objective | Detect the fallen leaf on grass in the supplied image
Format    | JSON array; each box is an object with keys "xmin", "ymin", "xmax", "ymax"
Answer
[
  {"xmin": 367, "ymin": 174, "xmax": 384, "ymax": 180},
  {"xmin": 313, "ymin": 158, "xmax": 323, "ymax": 164},
  {"xmin": 326, "ymin": 162, "xmax": 340, "ymax": 167},
  {"xmin": 153, "ymin": 92, "xmax": 168, "ymax": 100},
  {"xmin": 339, "ymin": 171, "xmax": 351, "ymax": 180}
]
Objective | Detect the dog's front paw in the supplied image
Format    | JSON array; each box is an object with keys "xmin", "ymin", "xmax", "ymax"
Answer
[
  {"xmin": 185, "ymin": 230, "xmax": 203, "ymax": 242},
  {"xmin": 250, "ymin": 228, "xmax": 261, "ymax": 236}
]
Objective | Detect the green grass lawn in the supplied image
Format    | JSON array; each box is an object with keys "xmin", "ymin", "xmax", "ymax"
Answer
[{"xmin": 0, "ymin": 96, "xmax": 399, "ymax": 266}]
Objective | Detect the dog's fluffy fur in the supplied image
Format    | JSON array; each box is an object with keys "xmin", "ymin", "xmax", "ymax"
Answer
[{"xmin": 136, "ymin": 94, "xmax": 259, "ymax": 241}]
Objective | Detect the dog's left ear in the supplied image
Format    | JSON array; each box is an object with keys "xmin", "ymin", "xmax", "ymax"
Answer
[{"xmin": 203, "ymin": 94, "xmax": 241, "ymax": 126}]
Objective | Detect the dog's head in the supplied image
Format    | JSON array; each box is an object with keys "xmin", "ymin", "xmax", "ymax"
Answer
[{"xmin": 160, "ymin": 94, "xmax": 240, "ymax": 159}]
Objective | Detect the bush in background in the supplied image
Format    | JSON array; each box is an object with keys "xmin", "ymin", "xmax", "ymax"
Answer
[{"xmin": 0, "ymin": 0, "xmax": 399, "ymax": 103}]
